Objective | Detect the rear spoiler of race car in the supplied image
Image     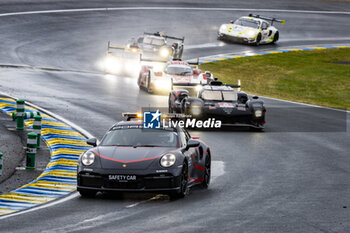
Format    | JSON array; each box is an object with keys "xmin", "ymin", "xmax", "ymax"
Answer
[
  {"xmin": 144, "ymin": 32, "xmax": 185, "ymax": 42},
  {"xmin": 248, "ymin": 14, "xmax": 285, "ymax": 25},
  {"xmin": 188, "ymin": 58, "xmax": 199, "ymax": 68},
  {"xmin": 139, "ymin": 54, "xmax": 168, "ymax": 63},
  {"xmin": 107, "ymin": 41, "xmax": 140, "ymax": 53},
  {"xmin": 209, "ymin": 79, "xmax": 241, "ymax": 91}
]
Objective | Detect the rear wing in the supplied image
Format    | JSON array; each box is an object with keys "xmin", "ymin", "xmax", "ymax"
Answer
[
  {"xmin": 227, "ymin": 80, "xmax": 241, "ymax": 91},
  {"xmin": 209, "ymin": 79, "xmax": 241, "ymax": 91},
  {"xmin": 139, "ymin": 54, "xmax": 168, "ymax": 63},
  {"xmin": 187, "ymin": 58, "xmax": 200, "ymax": 69},
  {"xmin": 107, "ymin": 41, "xmax": 139, "ymax": 53},
  {"xmin": 248, "ymin": 14, "xmax": 285, "ymax": 25},
  {"xmin": 144, "ymin": 32, "xmax": 185, "ymax": 42}
]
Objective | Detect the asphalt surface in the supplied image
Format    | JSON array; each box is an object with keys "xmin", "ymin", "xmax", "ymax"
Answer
[
  {"xmin": 0, "ymin": 109, "xmax": 51, "ymax": 195},
  {"xmin": 0, "ymin": 0, "xmax": 350, "ymax": 232}
]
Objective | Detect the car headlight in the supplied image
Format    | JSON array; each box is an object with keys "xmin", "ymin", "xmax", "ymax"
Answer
[
  {"xmin": 154, "ymin": 79, "xmax": 172, "ymax": 90},
  {"xmin": 81, "ymin": 151, "xmax": 95, "ymax": 166},
  {"xmin": 191, "ymin": 105, "xmax": 201, "ymax": 116},
  {"xmin": 159, "ymin": 47, "xmax": 171, "ymax": 58},
  {"xmin": 254, "ymin": 109, "xmax": 263, "ymax": 118},
  {"xmin": 104, "ymin": 55, "xmax": 121, "ymax": 73},
  {"xmin": 160, "ymin": 153, "xmax": 176, "ymax": 168},
  {"xmin": 195, "ymin": 85, "xmax": 202, "ymax": 92},
  {"xmin": 219, "ymin": 24, "xmax": 226, "ymax": 32}
]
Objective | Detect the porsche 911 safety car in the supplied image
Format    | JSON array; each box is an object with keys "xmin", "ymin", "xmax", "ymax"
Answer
[
  {"xmin": 77, "ymin": 113, "xmax": 211, "ymax": 198},
  {"xmin": 127, "ymin": 32, "xmax": 184, "ymax": 60},
  {"xmin": 138, "ymin": 57, "xmax": 213, "ymax": 94},
  {"xmin": 217, "ymin": 14, "xmax": 285, "ymax": 45},
  {"xmin": 103, "ymin": 41, "xmax": 140, "ymax": 75},
  {"xmin": 168, "ymin": 80, "xmax": 266, "ymax": 129}
]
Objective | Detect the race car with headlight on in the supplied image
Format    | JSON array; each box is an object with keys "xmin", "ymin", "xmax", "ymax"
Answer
[
  {"xmin": 138, "ymin": 56, "xmax": 214, "ymax": 94},
  {"xmin": 168, "ymin": 80, "xmax": 266, "ymax": 129},
  {"xmin": 103, "ymin": 41, "xmax": 140, "ymax": 75},
  {"xmin": 217, "ymin": 14, "xmax": 285, "ymax": 45},
  {"xmin": 128, "ymin": 32, "xmax": 184, "ymax": 60},
  {"xmin": 77, "ymin": 113, "xmax": 211, "ymax": 199}
]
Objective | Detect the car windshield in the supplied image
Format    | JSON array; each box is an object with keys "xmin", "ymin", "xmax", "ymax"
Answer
[
  {"xmin": 165, "ymin": 65, "xmax": 193, "ymax": 75},
  {"xmin": 143, "ymin": 37, "xmax": 166, "ymax": 46},
  {"xmin": 151, "ymin": 38, "xmax": 166, "ymax": 46},
  {"xmin": 101, "ymin": 128, "xmax": 178, "ymax": 147},
  {"xmin": 234, "ymin": 18, "xmax": 260, "ymax": 29},
  {"xmin": 201, "ymin": 90, "xmax": 237, "ymax": 101}
]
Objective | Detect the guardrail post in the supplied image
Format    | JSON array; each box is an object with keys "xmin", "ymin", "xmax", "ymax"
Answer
[
  {"xmin": 16, "ymin": 99, "xmax": 25, "ymax": 130},
  {"xmin": 0, "ymin": 153, "xmax": 3, "ymax": 176},
  {"xmin": 33, "ymin": 115, "xmax": 42, "ymax": 149},
  {"xmin": 26, "ymin": 132, "xmax": 37, "ymax": 169}
]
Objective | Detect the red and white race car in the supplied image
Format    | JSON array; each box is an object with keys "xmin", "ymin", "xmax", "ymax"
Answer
[{"xmin": 138, "ymin": 59, "xmax": 213, "ymax": 94}]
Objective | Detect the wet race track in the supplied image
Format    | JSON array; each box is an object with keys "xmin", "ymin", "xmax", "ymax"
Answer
[{"xmin": 0, "ymin": 0, "xmax": 349, "ymax": 232}]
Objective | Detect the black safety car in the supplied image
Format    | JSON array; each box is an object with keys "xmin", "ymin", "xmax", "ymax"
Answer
[
  {"xmin": 77, "ymin": 113, "xmax": 211, "ymax": 198},
  {"xmin": 168, "ymin": 80, "xmax": 266, "ymax": 129}
]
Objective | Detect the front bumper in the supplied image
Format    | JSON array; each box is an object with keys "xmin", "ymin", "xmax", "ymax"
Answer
[
  {"xmin": 77, "ymin": 169, "xmax": 182, "ymax": 192},
  {"xmin": 218, "ymin": 33, "xmax": 255, "ymax": 44}
]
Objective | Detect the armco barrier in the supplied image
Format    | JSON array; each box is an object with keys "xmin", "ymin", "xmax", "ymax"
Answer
[{"xmin": 0, "ymin": 97, "xmax": 90, "ymax": 216}]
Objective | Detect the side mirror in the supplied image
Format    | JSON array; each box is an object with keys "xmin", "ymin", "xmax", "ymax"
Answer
[
  {"xmin": 186, "ymin": 139, "xmax": 200, "ymax": 150},
  {"xmin": 86, "ymin": 138, "xmax": 97, "ymax": 147}
]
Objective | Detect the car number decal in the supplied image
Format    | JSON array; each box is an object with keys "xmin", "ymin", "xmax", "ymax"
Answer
[{"xmin": 218, "ymin": 103, "xmax": 234, "ymax": 108}]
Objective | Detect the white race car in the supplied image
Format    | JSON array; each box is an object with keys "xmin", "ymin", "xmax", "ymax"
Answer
[
  {"xmin": 138, "ymin": 59, "xmax": 213, "ymax": 94},
  {"xmin": 217, "ymin": 14, "xmax": 285, "ymax": 45}
]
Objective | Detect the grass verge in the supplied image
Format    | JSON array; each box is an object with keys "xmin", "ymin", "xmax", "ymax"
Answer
[{"xmin": 199, "ymin": 48, "xmax": 350, "ymax": 109}]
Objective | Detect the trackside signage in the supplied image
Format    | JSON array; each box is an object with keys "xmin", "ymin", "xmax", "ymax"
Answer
[{"xmin": 143, "ymin": 109, "xmax": 221, "ymax": 129}]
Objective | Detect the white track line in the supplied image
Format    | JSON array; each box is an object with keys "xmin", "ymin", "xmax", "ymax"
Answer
[
  {"xmin": 0, "ymin": 7, "xmax": 350, "ymax": 18},
  {"xmin": 258, "ymin": 95, "xmax": 349, "ymax": 113}
]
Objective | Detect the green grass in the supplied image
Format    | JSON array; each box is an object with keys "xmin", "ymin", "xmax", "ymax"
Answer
[{"xmin": 199, "ymin": 48, "xmax": 350, "ymax": 109}]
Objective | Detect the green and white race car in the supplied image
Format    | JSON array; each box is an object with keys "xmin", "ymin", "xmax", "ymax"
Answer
[{"xmin": 217, "ymin": 14, "xmax": 285, "ymax": 45}]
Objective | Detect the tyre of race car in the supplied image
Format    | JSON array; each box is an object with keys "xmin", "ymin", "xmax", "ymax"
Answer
[
  {"xmin": 137, "ymin": 73, "xmax": 142, "ymax": 88},
  {"xmin": 170, "ymin": 162, "xmax": 188, "ymax": 199},
  {"xmin": 147, "ymin": 73, "xmax": 152, "ymax": 93},
  {"xmin": 255, "ymin": 33, "xmax": 262, "ymax": 46},
  {"xmin": 272, "ymin": 31, "xmax": 279, "ymax": 43},
  {"xmin": 201, "ymin": 155, "xmax": 211, "ymax": 189},
  {"xmin": 168, "ymin": 95, "xmax": 174, "ymax": 113}
]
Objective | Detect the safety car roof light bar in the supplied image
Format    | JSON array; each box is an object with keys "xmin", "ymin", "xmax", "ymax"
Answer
[
  {"xmin": 248, "ymin": 14, "xmax": 285, "ymax": 25},
  {"xmin": 122, "ymin": 112, "xmax": 187, "ymax": 121}
]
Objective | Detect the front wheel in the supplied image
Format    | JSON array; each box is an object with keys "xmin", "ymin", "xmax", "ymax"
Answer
[
  {"xmin": 201, "ymin": 156, "xmax": 211, "ymax": 189},
  {"xmin": 255, "ymin": 33, "xmax": 262, "ymax": 46},
  {"xmin": 146, "ymin": 73, "xmax": 152, "ymax": 93},
  {"xmin": 170, "ymin": 163, "xmax": 188, "ymax": 199}
]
